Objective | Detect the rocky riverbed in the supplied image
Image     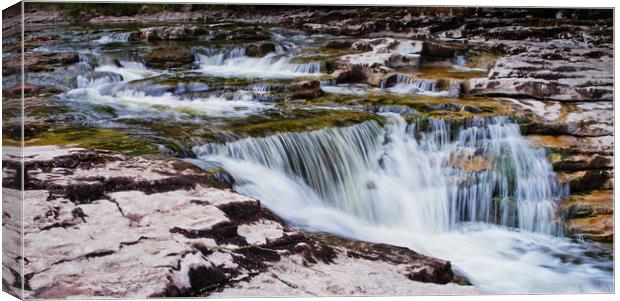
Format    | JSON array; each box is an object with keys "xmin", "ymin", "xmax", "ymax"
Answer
[{"xmin": 2, "ymin": 4, "xmax": 614, "ymax": 296}]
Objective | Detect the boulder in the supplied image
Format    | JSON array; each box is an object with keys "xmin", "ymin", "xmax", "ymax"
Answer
[
  {"xmin": 245, "ymin": 42, "xmax": 276, "ymax": 57},
  {"xmin": 146, "ymin": 45, "xmax": 196, "ymax": 69},
  {"xmin": 285, "ymin": 80, "xmax": 323, "ymax": 99}
]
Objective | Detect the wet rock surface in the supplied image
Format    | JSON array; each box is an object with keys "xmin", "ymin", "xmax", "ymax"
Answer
[
  {"xmin": 515, "ymin": 99, "xmax": 614, "ymax": 241},
  {"xmin": 146, "ymin": 44, "xmax": 196, "ymax": 69},
  {"xmin": 560, "ymin": 190, "xmax": 613, "ymax": 242},
  {"xmin": 2, "ymin": 146, "xmax": 474, "ymax": 298}
]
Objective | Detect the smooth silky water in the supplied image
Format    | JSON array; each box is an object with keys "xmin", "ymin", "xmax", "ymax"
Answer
[
  {"xmin": 193, "ymin": 113, "xmax": 612, "ymax": 293},
  {"xmin": 36, "ymin": 26, "xmax": 613, "ymax": 294}
]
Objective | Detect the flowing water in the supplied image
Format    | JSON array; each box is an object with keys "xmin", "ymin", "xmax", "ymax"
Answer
[
  {"xmin": 194, "ymin": 46, "xmax": 323, "ymax": 78},
  {"xmin": 194, "ymin": 114, "xmax": 610, "ymax": 293},
  {"xmin": 20, "ymin": 24, "xmax": 613, "ymax": 294}
]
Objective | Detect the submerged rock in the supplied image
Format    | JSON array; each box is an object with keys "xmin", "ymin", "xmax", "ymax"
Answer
[
  {"xmin": 2, "ymin": 146, "xmax": 473, "ymax": 298},
  {"xmin": 422, "ymin": 42, "xmax": 466, "ymax": 60}
]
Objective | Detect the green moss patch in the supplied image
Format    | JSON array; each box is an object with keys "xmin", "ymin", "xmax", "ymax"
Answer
[
  {"xmin": 223, "ymin": 108, "xmax": 383, "ymax": 137},
  {"xmin": 402, "ymin": 66, "xmax": 488, "ymax": 80},
  {"xmin": 24, "ymin": 127, "xmax": 162, "ymax": 156},
  {"xmin": 309, "ymin": 92, "xmax": 511, "ymax": 120}
]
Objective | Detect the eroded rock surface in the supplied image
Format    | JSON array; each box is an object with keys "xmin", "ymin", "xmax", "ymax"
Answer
[
  {"xmin": 466, "ymin": 42, "xmax": 613, "ymax": 102},
  {"xmin": 2, "ymin": 146, "xmax": 475, "ymax": 298},
  {"xmin": 560, "ymin": 190, "xmax": 613, "ymax": 242},
  {"xmin": 509, "ymin": 98, "xmax": 614, "ymax": 241}
]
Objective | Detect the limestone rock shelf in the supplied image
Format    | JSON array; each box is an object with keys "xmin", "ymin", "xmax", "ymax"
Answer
[{"xmin": 2, "ymin": 146, "xmax": 476, "ymax": 298}]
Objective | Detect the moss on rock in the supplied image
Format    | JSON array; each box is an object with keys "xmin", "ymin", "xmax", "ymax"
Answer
[{"xmin": 223, "ymin": 108, "xmax": 383, "ymax": 137}]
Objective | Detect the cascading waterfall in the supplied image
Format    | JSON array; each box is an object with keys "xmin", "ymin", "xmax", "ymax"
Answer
[
  {"xmin": 193, "ymin": 113, "xmax": 611, "ymax": 293},
  {"xmin": 382, "ymin": 74, "xmax": 450, "ymax": 96},
  {"xmin": 94, "ymin": 32, "xmax": 132, "ymax": 44},
  {"xmin": 197, "ymin": 121, "xmax": 396, "ymax": 224},
  {"xmin": 40, "ymin": 24, "xmax": 611, "ymax": 294},
  {"xmin": 414, "ymin": 117, "xmax": 568, "ymax": 234},
  {"xmin": 193, "ymin": 46, "xmax": 322, "ymax": 78},
  {"xmin": 195, "ymin": 114, "xmax": 565, "ymax": 234},
  {"xmin": 63, "ymin": 55, "xmax": 271, "ymax": 119},
  {"xmin": 320, "ymin": 74, "xmax": 450, "ymax": 96},
  {"xmin": 452, "ymin": 53, "xmax": 488, "ymax": 72}
]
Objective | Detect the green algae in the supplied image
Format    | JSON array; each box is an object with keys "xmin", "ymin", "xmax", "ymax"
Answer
[
  {"xmin": 223, "ymin": 108, "xmax": 384, "ymax": 138},
  {"xmin": 134, "ymin": 73, "xmax": 256, "ymax": 87},
  {"xmin": 23, "ymin": 127, "xmax": 162, "ymax": 156},
  {"xmin": 309, "ymin": 92, "xmax": 512, "ymax": 120},
  {"xmin": 402, "ymin": 66, "xmax": 488, "ymax": 80},
  {"xmin": 465, "ymin": 52, "xmax": 500, "ymax": 69}
]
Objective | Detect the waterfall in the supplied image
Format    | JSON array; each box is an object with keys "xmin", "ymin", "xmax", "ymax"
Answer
[
  {"xmin": 415, "ymin": 116, "xmax": 567, "ymax": 234},
  {"xmin": 193, "ymin": 47, "xmax": 322, "ymax": 78},
  {"xmin": 195, "ymin": 121, "xmax": 390, "ymax": 224},
  {"xmin": 374, "ymin": 105, "xmax": 420, "ymax": 116},
  {"xmin": 193, "ymin": 113, "xmax": 612, "ymax": 293},
  {"xmin": 320, "ymin": 74, "xmax": 450, "ymax": 96},
  {"xmin": 194, "ymin": 114, "xmax": 566, "ymax": 234},
  {"xmin": 454, "ymin": 54, "xmax": 467, "ymax": 67},
  {"xmin": 382, "ymin": 74, "xmax": 450, "ymax": 96},
  {"xmin": 65, "ymin": 56, "xmax": 270, "ymax": 119},
  {"xmin": 194, "ymin": 47, "xmax": 247, "ymax": 65},
  {"xmin": 94, "ymin": 32, "xmax": 132, "ymax": 44},
  {"xmin": 452, "ymin": 53, "xmax": 488, "ymax": 72},
  {"xmin": 251, "ymin": 83, "xmax": 277, "ymax": 93},
  {"xmin": 76, "ymin": 71, "xmax": 123, "ymax": 88}
]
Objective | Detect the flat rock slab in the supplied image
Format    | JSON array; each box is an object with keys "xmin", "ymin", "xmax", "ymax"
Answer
[
  {"xmin": 467, "ymin": 42, "xmax": 613, "ymax": 102},
  {"xmin": 2, "ymin": 146, "xmax": 476, "ymax": 298}
]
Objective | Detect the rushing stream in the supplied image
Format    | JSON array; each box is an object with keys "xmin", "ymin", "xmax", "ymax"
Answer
[
  {"xmin": 193, "ymin": 114, "xmax": 610, "ymax": 293},
  {"xmin": 20, "ymin": 25, "xmax": 613, "ymax": 294}
]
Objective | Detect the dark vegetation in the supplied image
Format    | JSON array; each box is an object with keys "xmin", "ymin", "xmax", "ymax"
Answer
[{"xmin": 21, "ymin": 3, "xmax": 613, "ymax": 21}]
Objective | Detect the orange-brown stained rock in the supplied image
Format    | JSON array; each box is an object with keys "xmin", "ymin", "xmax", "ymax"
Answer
[{"xmin": 562, "ymin": 190, "xmax": 614, "ymax": 243}]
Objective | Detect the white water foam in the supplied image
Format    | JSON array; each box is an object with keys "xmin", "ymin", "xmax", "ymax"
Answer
[
  {"xmin": 94, "ymin": 32, "xmax": 132, "ymax": 44},
  {"xmin": 194, "ymin": 47, "xmax": 322, "ymax": 78},
  {"xmin": 66, "ymin": 58, "xmax": 270, "ymax": 118},
  {"xmin": 193, "ymin": 113, "xmax": 611, "ymax": 294},
  {"xmin": 452, "ymin": 54, "xmax": 488, "ymax": 72}
]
